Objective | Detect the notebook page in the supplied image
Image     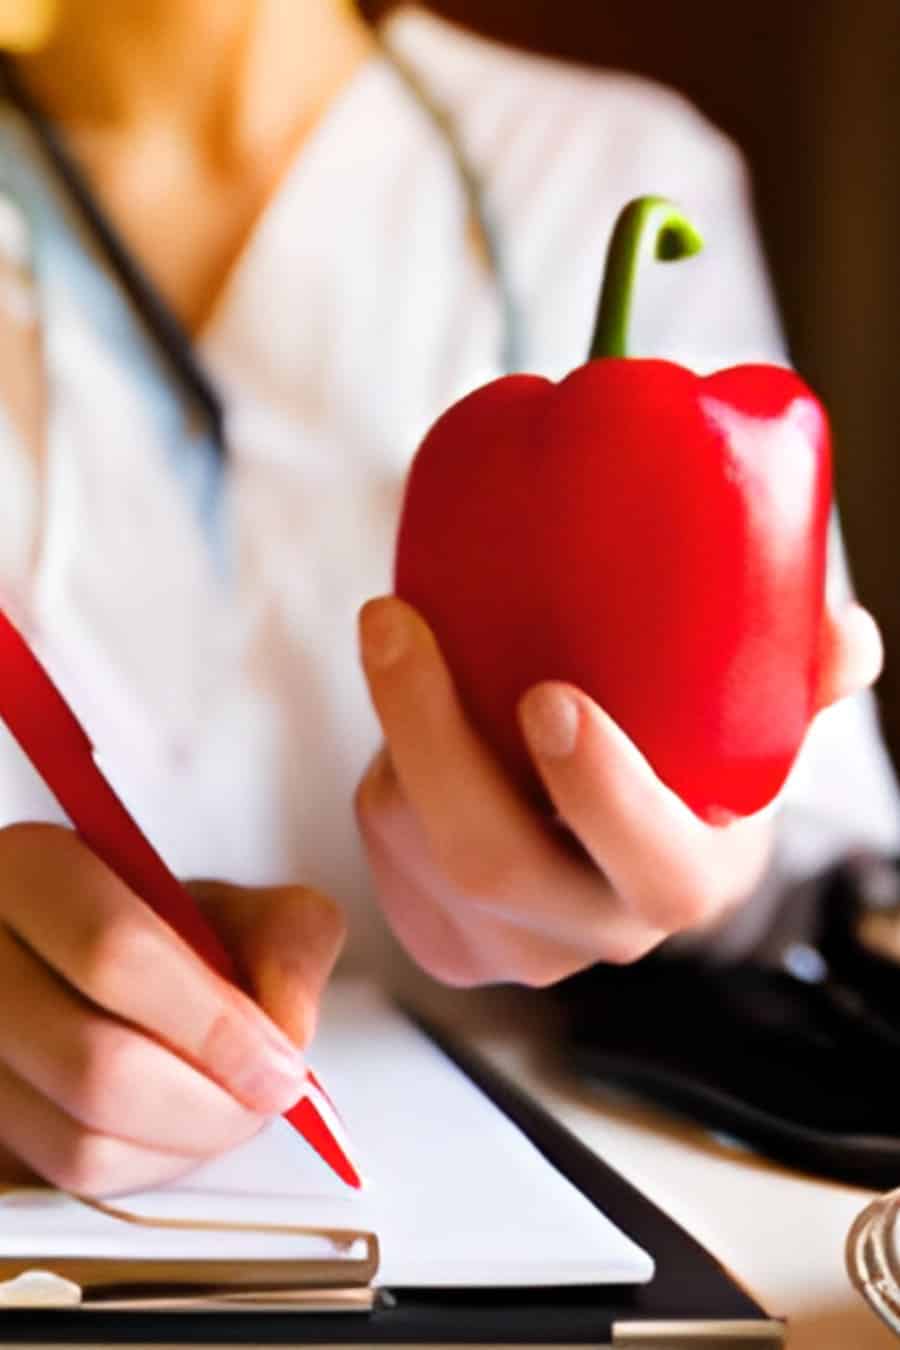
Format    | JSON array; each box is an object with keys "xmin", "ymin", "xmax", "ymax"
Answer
[
  {"xmin": 0, "ymin": 982, "xmax": 652, "ymax": 1287},
  {"xmin": 0, "ymin": 1190, "xmax": 356, "ymax": 1262},
  {"xmin": 115, "ymin": 981, "xmax": 653, "ymax": 1287}
]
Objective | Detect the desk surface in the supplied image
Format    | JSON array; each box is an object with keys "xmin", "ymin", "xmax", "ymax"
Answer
[{"xmin": 415, "ymin": 980, "xmax": 898, "ymax": 1350}]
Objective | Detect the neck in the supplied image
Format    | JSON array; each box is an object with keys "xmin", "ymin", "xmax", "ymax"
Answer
[{"xmin": 14, "ymin": 0, "xmax": 375, "ymax": 153}]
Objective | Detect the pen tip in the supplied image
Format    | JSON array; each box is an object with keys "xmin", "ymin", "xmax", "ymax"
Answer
[{"xmin": 286, "ymin": 1086, "xmax": 363, "ymax": 1190}]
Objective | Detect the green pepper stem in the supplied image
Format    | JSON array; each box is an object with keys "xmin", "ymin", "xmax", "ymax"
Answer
[{"xmin": 588, "ymin": 196, "xmax": 704, "ymax": 360}]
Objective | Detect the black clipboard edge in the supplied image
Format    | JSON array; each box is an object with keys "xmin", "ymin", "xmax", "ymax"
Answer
[
  {"xmin": 0, "ymin": 1004, "xmax": 784, "ymax": 1344},
  {"xmin": 403, "ymin": 1010, "xmax": 783, "ymax": 1336}
]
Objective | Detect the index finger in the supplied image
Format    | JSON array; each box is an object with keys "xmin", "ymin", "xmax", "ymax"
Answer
[
  {"xmin": 358, "ymin": 599, "xmax": 662, "ymax": 955},
  {"xmin": 358, "ymin": 597, "xmax": 551, "ymax": 880},
  {"xmin": 0, "ymin": 825, "xmax": 305, "ymax": 1115}
]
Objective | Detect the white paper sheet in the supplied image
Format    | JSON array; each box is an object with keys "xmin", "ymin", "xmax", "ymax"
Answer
[{"xmin": 0, "ymin": 982, "xmax": 653, "ymax": 1288}]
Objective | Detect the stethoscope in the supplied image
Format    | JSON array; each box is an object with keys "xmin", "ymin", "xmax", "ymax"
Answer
[
  {"xmin": 847, "ymin": 1188, "xmax": 900, "ymax": 1335},
  {"xmin": 0, "ymin": 24, "xmax": 523, "ymax": 475}
]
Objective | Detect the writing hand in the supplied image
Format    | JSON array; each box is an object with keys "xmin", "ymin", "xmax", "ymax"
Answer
[{"xmin": 0, "ymin": 826, "xmax": 344, "ymax": 1194}]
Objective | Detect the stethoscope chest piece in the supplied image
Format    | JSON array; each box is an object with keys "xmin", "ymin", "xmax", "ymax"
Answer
[{"xmin": 847, "ymin": 1187, "xmax": 900, "ymax": 1336}]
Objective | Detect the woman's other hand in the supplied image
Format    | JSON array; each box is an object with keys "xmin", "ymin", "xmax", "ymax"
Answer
[
  {"xmin": 356, "ymin": 596, "xmax": 882, "ymax": 988},
  {"xmin": 0, "ymin": 826, "xmax": 344, "ymax": 1194}
]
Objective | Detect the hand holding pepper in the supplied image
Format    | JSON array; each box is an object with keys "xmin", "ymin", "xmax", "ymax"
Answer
[{"xmin": 356, "ymin": 595, "xmax": 880, "ymax": 984}]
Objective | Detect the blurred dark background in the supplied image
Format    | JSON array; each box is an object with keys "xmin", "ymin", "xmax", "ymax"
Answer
[{"xmin": 366, "ymin": 0, "xmax": 900, "ymax": 771}]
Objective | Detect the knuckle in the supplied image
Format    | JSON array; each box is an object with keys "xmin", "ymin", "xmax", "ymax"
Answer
[
  {"xmin": 0, "ymin": 823, "xmax": 78, "ymax": 911},
  {"xmin": 353, "ymin": 774, "xmax": 379, "ymax": 826},
  {"xmin": 67, "ymin": 1027, "xmax": 138, "ymax": 1132},
  {"xmin": 438, "ymin": 848, "xmax": 523, "ymax": 907},
  {"xmin": 663, "ymin": 875, "xmax": 719, "ymax": 931},
  {"xmin": 599, "ymin": 929, "xmax": 666, "ymax": 966},
  {"xmin": 299, "ymin": 887, "xmax": 347, "ymax": 943},
  {"xmin": 482, "ymin": 944, "xmax": 582, "ymax": 990},
  {"xmin": 75, "ymin": 915, "xmax": 160, "ymax": 1010},
  {"xmin": 420, "ymin": 957, "xmax": 484, "ymax": 989},
  {"xmin": 378, "ymin": 910, "xmax": 486, "ymax": 989},
  {"xmin": 514, "ymin": 962, "xmax": 570, "ymax": 990},
  {"xmin": 266, "ymin": 884, "xmax": 348, "ymax": 959},
  {"xmin": 503, "ymin": 942, "xmax": 605, "ymax": 988},
  {"xmin": 354, "ymin": 752, "xmax": 393, "ymax": 817},
  {"xmin": 44, "ymin": 1131, "xmax": 117, "ymax": 1197},
  {"xmin": 632, "ymin": 866, "xmax": 718, "ymax": 934},
  {"xmin": 354, "ymin": 761, "xmax": 406, "ymax": 841}
]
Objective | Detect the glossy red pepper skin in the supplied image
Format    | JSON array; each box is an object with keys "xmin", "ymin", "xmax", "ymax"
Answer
[{"xmin": 394, "ymin": 356, "xmax": 831, "ymax": 821}]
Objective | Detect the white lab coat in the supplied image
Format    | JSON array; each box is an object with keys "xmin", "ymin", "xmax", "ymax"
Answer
[{"xmin": 0, "ymin": 6, "xmax": 896, "ymax": 967}]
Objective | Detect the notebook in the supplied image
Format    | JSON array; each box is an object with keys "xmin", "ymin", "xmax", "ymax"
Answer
[{"xmin": 0, "ymin": 981, "xmax": 652, "ymax": 1311}]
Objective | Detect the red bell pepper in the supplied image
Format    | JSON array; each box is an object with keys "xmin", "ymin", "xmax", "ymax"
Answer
[{"xmin": 394, "ymin": 196, "xmax": 831, "ymax": 820}]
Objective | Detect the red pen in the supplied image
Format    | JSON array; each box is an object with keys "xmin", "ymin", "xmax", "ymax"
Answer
[{"xmin": 0, "ymin": 608, "xmax": 360, "ymax": 1189}]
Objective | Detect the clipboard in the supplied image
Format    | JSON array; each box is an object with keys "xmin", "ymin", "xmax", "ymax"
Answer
[{"xmin": 0, "ymin": 996, "xmax": 784, "ymax": 1348}]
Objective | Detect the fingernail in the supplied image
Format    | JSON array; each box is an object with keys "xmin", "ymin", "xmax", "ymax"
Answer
[
  {"xmin": 520, "ymin": 685, "xmax": 580, "ymax": 759},
  {"xmin": 359, "ymin": 598, "xmax": 411, "ymax": 670},
  {"xmin": 205, "ymin": 1014, "xmax": 306, "ymax": 1114},
  {"xmin": 235, "ymin": 1043, "xmax": 306, "ymax": 1115}
]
